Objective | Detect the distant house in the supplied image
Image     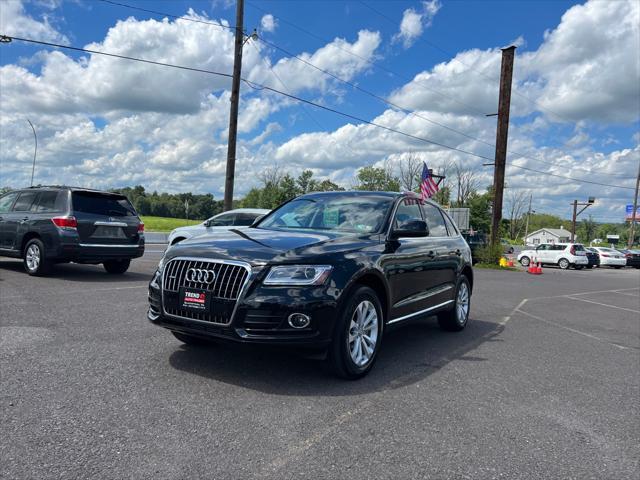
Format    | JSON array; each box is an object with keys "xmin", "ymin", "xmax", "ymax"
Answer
[{"xmin": 524, "ymin": 227, "xmax": 574, "ymax": 245}]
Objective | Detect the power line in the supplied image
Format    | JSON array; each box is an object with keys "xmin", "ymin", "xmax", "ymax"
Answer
[
  {"xmin": 2, "ymin": 34, "xmax": 634, "ymax": 191},
  {"xmin": 357, "ymin": 0, "xmax": 584, "ymax": 125},
  {"xmin": 97, "ymin": 0, "xmax": 629, "ymax": 179}
]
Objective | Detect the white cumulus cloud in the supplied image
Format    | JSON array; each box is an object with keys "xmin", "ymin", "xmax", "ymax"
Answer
[
  {"xmin": 260, "ymin": 13, "xmax": 277, "ymax": 33},
  {"xmin": 392, "ymin": 0, "xmax": 441, "ymax": 49}
]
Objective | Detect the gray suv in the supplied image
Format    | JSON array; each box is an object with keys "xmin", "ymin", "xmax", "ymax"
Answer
[{"xmin": 0, "ymin": 186, "xmax": 144, "ymax": 275}]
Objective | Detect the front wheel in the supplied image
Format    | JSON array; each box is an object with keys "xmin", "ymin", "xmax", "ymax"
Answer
[
  {"xmin": 103, "ymin": 259, "xmax": 131, "ymax": 274},
  {"xmin": 23, "ymin": 239, "xmax": 51, "ymax": 276},
  {"xmin": 519, "ymin": 256, "xmax": 530, "ymax": 267},
  {"xmin": 558, "ymin": 258, "xmax": 570, "ymax": 270},
  {"xmin": 438, "ymin": 276, "xmax": 471, "ymax": 332},
  {"xmin": 328, "ymin": 286, "xmax": 383, "ymax": 380}
]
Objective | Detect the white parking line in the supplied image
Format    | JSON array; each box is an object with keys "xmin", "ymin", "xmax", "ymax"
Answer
[
  {"xmin": 515, "ymin": 308, "xmax": 631, "ymax": 351},
  {"xmin": 611, "ymin": 290, "xmax": 640, "ymax": 297},
  {"xmin": 565, "ymin": 296, "xmax": 640, "ymax": 314}
]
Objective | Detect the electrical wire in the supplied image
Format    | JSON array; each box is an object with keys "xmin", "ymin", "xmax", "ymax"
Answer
[
  {"xmin": 3, "ymin": 34, "xmax": 634, "ymax": 191},
  {"xmin": 358, "ymin": 0, "xmax": 583, "ymax": 125},
  {"xmin": 97, "ymin": 0, "xmax": 630, "ymax": 179}
]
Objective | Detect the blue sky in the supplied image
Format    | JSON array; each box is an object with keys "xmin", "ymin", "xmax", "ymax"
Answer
[{"xmin": 0, "ymin": 0, "xmax": 638, "ymax": 223}]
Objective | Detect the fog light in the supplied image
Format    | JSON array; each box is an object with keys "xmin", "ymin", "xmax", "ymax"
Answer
[{"xmin": 288, "ymin": 313, "xmax": 311, "ymax": 329}]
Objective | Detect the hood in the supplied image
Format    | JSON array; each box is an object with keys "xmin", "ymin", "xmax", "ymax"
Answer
[
  {"xmin": 172, "ymin": 223, "xmax": 205, "ymax": 233},
  {"xmin": 164, "ymin": 227, "xmax": 378, "ymax": 265}
]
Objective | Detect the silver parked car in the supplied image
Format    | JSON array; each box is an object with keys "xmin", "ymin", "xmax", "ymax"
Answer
[{"xmin": 167, "ymin": 208, "xmax": 270, "ymax": 245}]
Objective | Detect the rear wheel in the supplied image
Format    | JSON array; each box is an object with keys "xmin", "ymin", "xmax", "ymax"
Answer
[
  {"xmin": 574, "ymin": 265, "xmax": 584, "ymax": 270},
  {"xmin": 519, "ymin": 256, "xmax": 530, "ymax": 267},
  {"xmin": 614, "ymin": 266, "xmax": 623, "ymax": 269},
  {"xmin": 438, "ymin": 276, "xmax": 471, "ymax": 332},
  {"xmin": 558, "ymin": 258, "xmax": 570, "ymax": 270},
  {"xmin": 103, "ymin": 259, "xmax": 131, "ymax": 274},
  {"xmin": 586, "ymin": 265, "xmax": 593, "ymax": 269},
  {"xmin": 23, "ymin": 239, "xmax": 51, "ymax": 276},
  {"xmin": 172, "ymin": 331, "xmax": 214, "ymax": 346},
  {"xmin": 328, "ymin": 286, "xmax": 383, "ymax": 380}
]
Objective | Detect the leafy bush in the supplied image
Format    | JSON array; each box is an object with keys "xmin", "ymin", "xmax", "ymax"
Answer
[{"xmin": 474, "ymin": 243, "xmax": 503, "ymax": 265}]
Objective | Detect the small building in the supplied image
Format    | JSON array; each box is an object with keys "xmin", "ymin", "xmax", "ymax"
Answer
[{"xmin": 524, "ymin": 227, "xmax": 574, "ymax": 245}]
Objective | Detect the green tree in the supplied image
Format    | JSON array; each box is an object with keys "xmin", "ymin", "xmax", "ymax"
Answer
[
  {"xmin": 355, "ymin": 166, "xmax": 400, "ymax": 192},
  {"xmin": 296, "ymin": 170, "xmax": 317, "ymax": 194},
  {"xmin": 467, "ymin": 191, "xmax": 492, "ymax": 233}
]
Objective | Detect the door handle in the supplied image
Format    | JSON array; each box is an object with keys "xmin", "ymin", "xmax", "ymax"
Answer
[
  {"xmin": 427, "ymin": 250, "xmax": 436, "ymax": 259},
  {"xmin": 20, "ymin": 217, "xmax": 29, "ymax": 223}
]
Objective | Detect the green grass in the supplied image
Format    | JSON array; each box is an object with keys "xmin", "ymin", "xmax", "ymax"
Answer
[
  {"xmin": 141, "ymin": 216, "xmax": 201, "ymax": 232},
  {"xmin": 474, "ymin": 263, "xmax": 519, "ymax": 271}
]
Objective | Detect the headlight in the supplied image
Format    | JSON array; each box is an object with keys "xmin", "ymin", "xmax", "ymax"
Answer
[
  {"xmin": 156, "ymin": 254, "xmax": 166, "ymax": 273},
  {"xmin": 263, "ymin": 265, "xmax": 332, "ymax": 286}
]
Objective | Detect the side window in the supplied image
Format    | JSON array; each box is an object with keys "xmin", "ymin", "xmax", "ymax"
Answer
[
  {"xmin": 209, "ymin": 213, "xmax": 235, "ymax": 226},
  {"xmin": 234, "ymin": 213, "xmax": 259, "ymax": 226},
  {"xmin": 12, "ymin": 192, "xmax": 38, "ymax": 212},
  {"xmin": 441, "ymin": 210, "xmax": 459, "ymax": 236},
  {"xmin": 393, "ymin": 200, "xmax": 423, "ymax": 229},
  {"xmin": 422, "ymin": 203, "xmax": 448, "ymax": 237},
  {"xmin": 32, "ymin": 191, "xmax": 61, "ymax": 213},
  {"xmin": 0, "ymin": 192, "xmax": 19, "ymax": 213}
]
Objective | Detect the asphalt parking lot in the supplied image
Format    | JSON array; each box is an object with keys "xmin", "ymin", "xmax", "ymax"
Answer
[{"xmin": 1, "ymin": 249, "xmax": 639, "ymax": 479}]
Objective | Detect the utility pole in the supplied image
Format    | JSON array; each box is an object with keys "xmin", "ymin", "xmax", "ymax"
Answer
[
  {"xmin": 570, "ymin": 197, "xmax": 595, "ymax": 242},
  {"xmin": 628, "ymin": 159, "xmax": 640, "ymax": 247},
  {"xmin": 523, "ymin": 193, "xmax": 533, "ymax": 244},
  {"xmin": 27, "ymin": 119, "xmax": 37, "ymax": 187},
  {"xmin": 223, "ymin": 0, "xmax": 245, "ymax": 212},
  {"xmin": 490, "ymin": 46, "xmax": 516, "ymax": 248}
]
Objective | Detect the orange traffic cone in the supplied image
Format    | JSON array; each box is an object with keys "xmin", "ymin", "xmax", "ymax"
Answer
[
  {"xmin": 536, "ymin": 262, "xmax": 543, "ymax": 274},
  {"xmin": 508, "ymin": 259, "xmax": 514, "ymax": 268}
]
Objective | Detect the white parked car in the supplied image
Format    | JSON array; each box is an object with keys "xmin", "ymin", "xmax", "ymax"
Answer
[
  {"xmin": 590, "ymin": 247, "xmax": 627, "ymax": 268},
  {"xmin": 167, "ymin": 208, "xmax": 270, "ymax": 245},
  {"xmin": 517, "ymin": 243, "xmax": 588, "ymax": 270}
]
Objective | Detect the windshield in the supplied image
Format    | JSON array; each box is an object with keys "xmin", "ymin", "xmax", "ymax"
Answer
[{"xmin": 258, "ymin": 195, "xmax": 394, "ymax": 234}]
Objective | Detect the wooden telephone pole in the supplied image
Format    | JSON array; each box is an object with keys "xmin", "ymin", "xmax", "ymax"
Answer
[
  {"xmin": 223, "ymin": 0, "xmax": 245, "ymax": 212},
  {"xmin": 490, "ymin": 46, "xmax": 516, "ymax": 248}
]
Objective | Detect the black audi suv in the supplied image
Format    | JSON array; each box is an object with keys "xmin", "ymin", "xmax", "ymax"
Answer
[
  {"xmin": 0, "ymin": 186, "xmax": 144, "ymax": 275},
  {"xmin": 148, "ymin": 191, "xmax": 473, "ymax": 378}
]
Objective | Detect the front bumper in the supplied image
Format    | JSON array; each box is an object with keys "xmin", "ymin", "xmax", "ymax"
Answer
[{"xmin": 147, "ymin": 269, "xmax": 339, "ymax": 347}]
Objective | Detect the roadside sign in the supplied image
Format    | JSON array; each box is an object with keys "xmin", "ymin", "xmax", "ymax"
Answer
[{"xmin": 626, "ymin": 204, "xmax": 639, "ymax": 221}]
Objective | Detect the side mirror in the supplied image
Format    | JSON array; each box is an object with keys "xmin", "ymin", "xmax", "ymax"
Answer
[
  {"xmin": 390, "ymin": 220, "xmax": 429, "ymax": 239},
  {"xmin": 204, "ymin": 220, "xmax": 212, "ymax": 227}
]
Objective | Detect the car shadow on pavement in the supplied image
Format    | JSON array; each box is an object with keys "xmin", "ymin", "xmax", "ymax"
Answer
[
  {"xmin": 0, "ymin": 259, "xmax": 151, "ymax": 282},
  {"xmin": 168, "ymin": 316, "xmax": 503, "ymax": 396}
]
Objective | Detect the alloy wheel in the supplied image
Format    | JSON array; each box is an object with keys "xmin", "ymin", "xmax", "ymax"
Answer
[
  {"xmin": 26, "ymin": 244, "xmax": 41, "ymax": 271},
  {"xmin": 348, "ymin": 300, "xmax": 379, "ymax": 367},
  {"xmin": 456, "ymin": 282, "xmax": 470, "ymax": 325}
]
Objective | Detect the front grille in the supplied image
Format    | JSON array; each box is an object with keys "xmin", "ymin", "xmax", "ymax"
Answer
[{"xmin": 162, "ymin": 258, "xmax": 250, "ymax": 325}]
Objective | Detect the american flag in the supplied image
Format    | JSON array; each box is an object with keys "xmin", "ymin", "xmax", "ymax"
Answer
[{"xmin": 420, "ymin": 162, "xmax": 439, "ymax": 200}]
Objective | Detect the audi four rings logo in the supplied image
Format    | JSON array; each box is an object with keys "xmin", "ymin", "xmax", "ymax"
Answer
[{"xmin": 186, "ymin": 268, "xmax": 216, "ymax": 284}]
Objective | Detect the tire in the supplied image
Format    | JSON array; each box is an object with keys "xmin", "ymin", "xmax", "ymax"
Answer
[
  {"xmin": 519, "ymin": 256, "xmax": 530, "ymax": 267},
  {"xmin": 328, "ymin": 286, "xmax": 383, "ymax": 380},
  {"xmin": 574, "ymin": 265, "xmax": 584, "ymax": 270},
  {"xmin": 558, "ymin": 258, "xmax": 570, "ymax": 270},
  {"xmin": 23, "ymin": 238, "xmax": 51, "ymax": 276},
  {"xmin": 172, "ymin": 331, "xmax": 214, "ymax": 346},
  {"xmin": 103, "ymin": 259, "xmax": 131, "ymax": 274},
  {"xmin": 614, "ymin": 266, "xmax": 622, "ymax": 269},
  {"xmin": 586, "ymin": 265, "xmax": 593, "ymax": 269},
  {"xmin": 438, "ymin": 275, "xmax": 471, "ymax": 332}
]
